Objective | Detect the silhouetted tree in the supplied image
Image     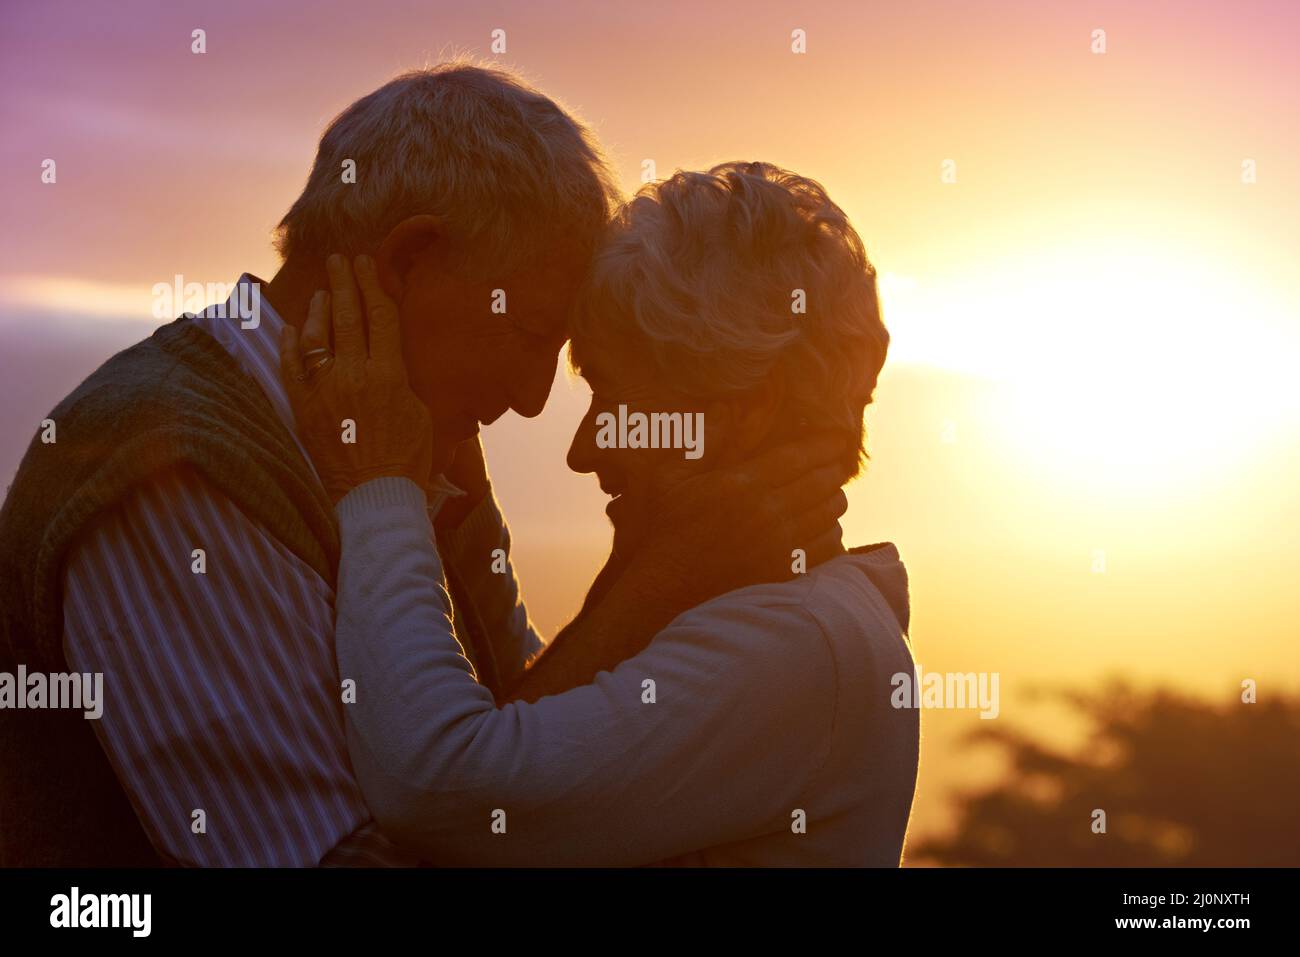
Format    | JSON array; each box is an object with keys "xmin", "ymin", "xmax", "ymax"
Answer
[{"xmin": 913, "ymin": 681, "xmax": 1300, "ymax": 866}]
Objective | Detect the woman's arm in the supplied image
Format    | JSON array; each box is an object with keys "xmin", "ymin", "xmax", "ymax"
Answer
[{"xmin": 334, "ymin": 475, "xmax": 837, "ymax": 866}]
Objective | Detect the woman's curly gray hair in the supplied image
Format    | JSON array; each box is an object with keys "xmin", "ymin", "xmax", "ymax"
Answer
[{"xmin": 570, "ymin": 161, "xmax": 889, "ymax": 478}]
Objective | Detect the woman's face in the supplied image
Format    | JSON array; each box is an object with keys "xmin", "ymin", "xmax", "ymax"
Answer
[{"xmin": 566, "ymin": 351, "xmax": 717, "ymax": 562}]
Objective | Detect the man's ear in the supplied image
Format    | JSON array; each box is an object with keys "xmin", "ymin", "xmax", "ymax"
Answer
[{"xmin": 376, "ymin": 214, "xmax": 443, "ymax": 299}]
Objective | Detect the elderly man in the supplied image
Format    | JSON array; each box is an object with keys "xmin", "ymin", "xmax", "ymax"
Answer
[{"xmin": 0, "ymin": 63, "xmax": 618, "ymax": 866}]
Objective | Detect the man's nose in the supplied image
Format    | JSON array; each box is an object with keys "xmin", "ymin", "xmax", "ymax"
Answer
[
  {"xmin": 510, "ymin": 352, "xmax": 559, "ymax": 419},
  {"xmin": 567, "ymin": 416, "xmax": 598, "ymax": 475}
]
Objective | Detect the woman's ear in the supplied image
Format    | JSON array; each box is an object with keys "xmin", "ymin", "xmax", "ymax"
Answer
[{"xmin": 377, "ymin": 214, "xmax": 443, "ymax": 299}]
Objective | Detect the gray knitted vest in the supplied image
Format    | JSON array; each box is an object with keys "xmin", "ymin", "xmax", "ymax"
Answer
[{"xmin": 0, "ymin": 316, "xmax": 340, "ymax": 865}]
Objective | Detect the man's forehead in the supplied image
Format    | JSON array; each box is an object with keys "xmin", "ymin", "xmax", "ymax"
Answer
[{"xmin": 502, "ymin": 260, "xmax": 589, "ymax": 323}]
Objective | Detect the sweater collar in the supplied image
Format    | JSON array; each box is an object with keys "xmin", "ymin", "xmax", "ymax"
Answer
[{"xmin": 188, "ymin": 274, "xmax": 318, "ymax": 482}]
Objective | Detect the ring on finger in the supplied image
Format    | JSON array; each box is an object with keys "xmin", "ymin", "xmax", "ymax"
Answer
[{"xmin": 298, "ymin": 347, "xmax": 335, "ymax": 381}]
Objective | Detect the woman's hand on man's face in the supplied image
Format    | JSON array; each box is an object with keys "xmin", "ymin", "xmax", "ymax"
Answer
[{"xmin": 279, "ymin": 254, "xmax": 439, "ymax": 504}]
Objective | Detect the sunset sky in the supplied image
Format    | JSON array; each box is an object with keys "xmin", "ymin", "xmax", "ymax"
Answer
[{"xmin": 2, "ymin": 0, "xmax": 1298, "ymax": 844}]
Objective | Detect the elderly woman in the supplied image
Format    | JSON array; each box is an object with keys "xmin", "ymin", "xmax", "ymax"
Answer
[{"xmin": 280, "ymin": 162, "xmax": 917, "ymax": 866}]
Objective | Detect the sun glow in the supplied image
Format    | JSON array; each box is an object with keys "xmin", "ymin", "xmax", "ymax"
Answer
[{"xmin": 881, "ymin": 240, "xmax": 1300, "ymax": 501}]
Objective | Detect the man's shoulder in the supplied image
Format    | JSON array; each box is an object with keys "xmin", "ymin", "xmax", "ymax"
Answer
[{"xmin": 47, "ymin": 319, "xmax": 209, "ymax": 421}]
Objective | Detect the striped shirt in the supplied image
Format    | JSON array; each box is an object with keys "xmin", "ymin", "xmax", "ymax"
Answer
[{"xmin": 60, "ymin": 276, "xmax": 539, "ymax": 866}]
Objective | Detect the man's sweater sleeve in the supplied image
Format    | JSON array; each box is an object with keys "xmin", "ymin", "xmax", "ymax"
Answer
[
  {"xmin": 437, "ymin": 488, "xmax": 546, "ymax": 687},
  {"xmin": 334, "ymin": 477, "xmax": 836, "ymax": 866}
]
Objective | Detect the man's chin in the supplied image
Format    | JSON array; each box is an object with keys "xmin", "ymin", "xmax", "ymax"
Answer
[
  {"xmin": 448, "ymin": 413, "xmax": 480, "ymax": 440},
  {"xmin": 476, "ymin": 398, "xmax": 513, "ymax": 428}
]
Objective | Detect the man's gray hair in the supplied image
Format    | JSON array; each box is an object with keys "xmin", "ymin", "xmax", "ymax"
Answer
[
  {"xmin": 571, "ymin": 161, "xmax": 889, "ymax": 478},
  {"xmin": 276, "ymin": 61, "xmax": 620, "ymax": 274}
]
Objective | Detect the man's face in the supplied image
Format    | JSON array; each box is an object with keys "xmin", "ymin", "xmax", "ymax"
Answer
[
  {"xmin": 396, "ymin": 246, "xmax": 589, "ymax": 447},
  {"xmin": 566, "ymin": 353, "xmax": 714, "ymax": 561}
]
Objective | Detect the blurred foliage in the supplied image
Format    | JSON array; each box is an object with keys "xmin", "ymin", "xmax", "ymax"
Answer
[{"xmin": 912, "ymin": 680, "xmax": 1300, "ymax": 866}]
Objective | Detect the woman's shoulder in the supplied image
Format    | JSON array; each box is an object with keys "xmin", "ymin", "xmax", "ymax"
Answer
[
  {"xmin": 805, "ymin": 545, "xmax": 911, "ymax": 643},
  {"xmin": 678, "ymin": 544, "xmax": 907, "ymax": 629},
  {"xmin": 661, "ymin": 545, "xmax": 911, "ymax": 671}
]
